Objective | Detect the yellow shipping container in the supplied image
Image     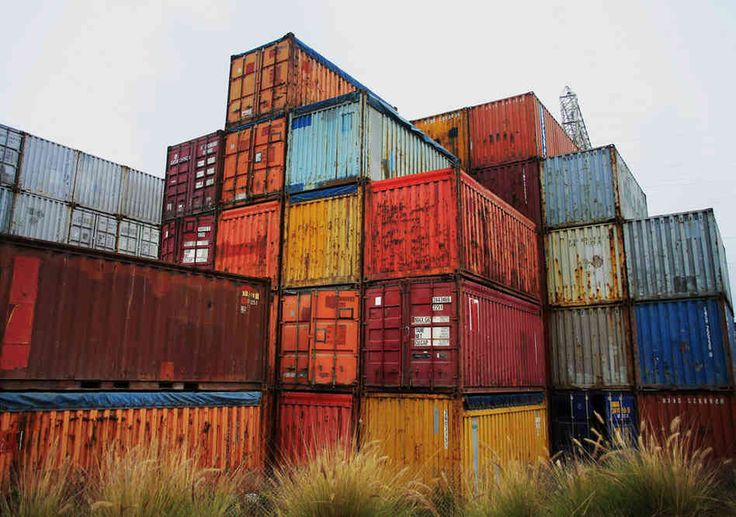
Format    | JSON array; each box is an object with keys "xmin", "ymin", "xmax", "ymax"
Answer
[
  {"xmin": 412, "ymin": 108, "xmax": 470, "ymax": 169},
  {"xmin": 282, "ymin": 184, "xmax": 362, "ymax": 287},
  {"xmin": 360, "ymin": 392, "xmax": 548, "ymax": 491}
]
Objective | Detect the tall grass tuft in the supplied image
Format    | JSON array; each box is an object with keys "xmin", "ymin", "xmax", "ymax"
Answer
[
  {"xmin": 268, "ymin": 441, "xmax": 435, "ymax": 517},
  {"xmin": 464, "ymin": 460, "xmax": 547, "ymax": 517}
]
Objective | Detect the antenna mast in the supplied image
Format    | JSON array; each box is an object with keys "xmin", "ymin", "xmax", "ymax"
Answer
[{"xmin": 560, "ymin": 86, "xmax": 592, "ymax": 150}]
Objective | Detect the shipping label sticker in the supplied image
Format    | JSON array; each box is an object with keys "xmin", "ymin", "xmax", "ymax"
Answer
[
  {"xmin": 432, "ymin": 327, "xmax": 450, "ymax": 339},
  {"xmin": 415, "ymin": 327, "xmax": 431, "ymax": 340},
  {"xmin": 374, "ymin": 296, "xmax": 382, "ymax": 306},
  {"xmin": 432, "ymin": 316, "xmax": 450, "ymax": 323},
  {"xmin": 205, "ymin": 178, "xmax": 215, "ymax": 186},
  {"xmin": 183, "ymin": 240, "xmax": 196, "ymax": 247},
  {"xmin": 196, "ymin": 170, "xmax": 205, "ymax": 179},
  {"xmin": 432, "ymin": 304, "xmax": 444, "ymax": 311},
  {"xmin": 412, "ymin": 316, "xmax": 431, "ymax": 325},
  {"xmin": 198, "ymin": 226, "xmax": 212, "ymax": 232},
  {"xmin": 443, "ymin": 410, "xmax": 449, "ymax": 449},
  {"xmin": 196, "ymin": 240, "xmax": 209, "ymax": 246},
  {"xmin": 414, "ymin": 339, "xmax": 430, "ymax": 347},
  {"xmin": 195, "ymin": 181, "xmax": 204, "ymax": 189},
  {"xmin": 206, "ymin": 167, "xmax": 215, "ymax": 175},
  {"xmin": 182, "ymin": 250, "xmax": 195, "ymax": 263},
  {"xmin": 433, "ymin": 339, "xmax": 450, "ymax": 347},
  {"xmin": 197, "ymin": 159, "xmax": 205, "ymax": 168},
  {"xmin": 255, "ymin": 152, "xmax": 263, "ymax": 163},
  {"xmin": 432, "ymin": 296, "xmax": 452, "ymax": 304},
  {"xmin": 207, "ymin": 156, "xmax": 216, "ymax": 165}
]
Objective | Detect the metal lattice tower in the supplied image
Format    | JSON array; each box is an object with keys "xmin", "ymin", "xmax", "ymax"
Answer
[{"xmin": 560, "ymin": 86, "xmax": 592, "ymax": 150}]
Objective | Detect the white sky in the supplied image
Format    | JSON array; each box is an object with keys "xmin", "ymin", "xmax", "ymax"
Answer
[{"xmin": 2, "ymin": 0, "xmax": 735, "ymax": 297}]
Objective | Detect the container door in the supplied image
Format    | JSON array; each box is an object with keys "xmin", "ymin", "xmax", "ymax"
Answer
[
  {"xmin": 311, "ymin": 289, "xmax": 359, "ymax": 386},
  {"xmin": 159, "ymin": 220, "xmax": 178, "ymax": 263},
  {"xmin": 406, "ymin": 281, "xmax": 458, "ymax": 388},
  {"xmin": 258, "ymin": 40, "xmax": 291, "ymax": 117},
  {"xmin": 180, "ymin": 215, "xmax": 215, "ymax": 269},
  {"xmin": 363, "ymin": 284, "xmax": 403, "ymax": 387},
  {"xmin": 603, "ymin": 392, "xmax": 637, "ymax": 444},
  {"xmin": 190, "ymin": 137, "xmax": 220, "ymax": 213},
  {"xmin": 280, "ymin": 291, "xmax": 312, "ymax": 384},
  {"xmin": 251, "ymin": 118, "xmax": 286, "ymax": 197},
  {"xmin": 228, "ymin": 51, "xmax": 260, "ymax": 125},
  {"xmin": 164, "ymin": 143, "xmax": 192, "ymax": 220}
]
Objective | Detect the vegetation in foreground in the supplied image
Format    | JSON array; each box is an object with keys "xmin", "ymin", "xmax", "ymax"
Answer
[{"xmin": 2, "ymin": 418, "xmax": 735, "ymax": 516}]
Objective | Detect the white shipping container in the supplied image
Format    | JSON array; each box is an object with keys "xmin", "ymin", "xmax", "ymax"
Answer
[
  {"xmin": 68, "ymin": 206, "xmax": 119, "ymax": 252},
  {"xmin": 0, "ymin": 186, "xmax": 13, "ymax": 233},
  {"xmin": 11, "ymin": 191, "xmax": 70, "ymax": 243},
  {"xmin": 120, "ymin": 167, "xmax": 164, "ymax": 225},
  {"xmin": 18, "ymin": 135, "xmax": 77, "ymax": 202},
  {"xmin": 73, "ymin": 153, "xmax": 123, "ymax": 214},
  {"xmin": 0, "ymin": 124, "xmax": 23, "ymax": 186},
  {"xmin": 117, "ymin": 219, "xmax": 160, "ymax": 259}
]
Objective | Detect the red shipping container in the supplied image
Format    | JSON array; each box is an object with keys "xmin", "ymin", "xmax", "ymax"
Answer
[
  {"xmin": 363, "ymin": 276, "xmax": 545, "ymax": 391},
  {"xmin": 163, "ymin": 131, "xmax": 224, "ymax": 220},
  {"xmin": 279, "ymin": 288, "xmax": 359, "ymax": 388},
  {"xmin": 469, "ymin": 93, "xmax": 577, "ymax": 169},
  {"xmin": 365, "ymin": 168, "xmax": 540, "ymax": 301},
  {"xmin": 215, "ymin": 200, "xmax": 281, "ymax": 284},
  {"xmin": 471, "ymin": 159, "xmax": 542, "ymax": 228},
  {"xmin": 638, "ymin": 392, "xmax": 736, "ymax": 460},
  {"xmin": 159, "ymin": 213, "xmax": 217, "ymax": 270},
  {"xmin": 0, "ymin": 236, "xmax": 269, "ymax": 388},
  {"xmin": 275, "ymin": 391, "xmax": 355, "ymax": 464},
  {"xmin": 222, "ymin": 117, "xmax": 286, "ymax": 205}
]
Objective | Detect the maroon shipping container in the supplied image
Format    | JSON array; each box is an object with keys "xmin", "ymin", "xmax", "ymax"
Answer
[
  {"xmin": 471, "ymin": 159, "xmax": 542, "ymax": 228},
  {"xmin": 274, "ymin": 391, "xmax": 355, "ymax": 464},
  {"xmin": 0, "ymin": 236, "xmax": 269, "ymax": 388},
  {"xmin": 365, "ymin": 168, "xmax": 540, "ymax": 302},
  {"xmin": 163, "ymin": 131, "xmax": 224, "ymax": 221},
  {"xmin": 363, "ymin": 276, "xmax": 545, "ymax": 391},
  {"xmin": 159, "ymin": 213, "xmax": 217, "ymax": 270},
  {"xmin": 638, "ymin": 392, "xmax": 736, "ymax": 461}
]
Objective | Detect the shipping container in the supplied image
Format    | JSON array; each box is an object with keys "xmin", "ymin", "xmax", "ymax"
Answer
[
  {"xmin": 17, "ymin": 134, "xmax": 77, "ymax": 202},
  {"xmin": 545, "ymin": 223, "xmax": 627, "ymax": 306},
  {"xmin": 116, "ymin": 218, "xmax": 160, "ymax": 259},
  {"xmin": 275, "ymin": 391, "xmax": 355, "ymax": 464},
  {"xmin": 279, "ymin": 287, "xmax": 360, "ymax": 387},
  {"xmin": 159, "ymin": 213, "xmax": 217, "ymax": 269},
  {"xmin": 632, "ymin": 297, "xmax": 735, "ymax": 389},
  {"xmin": 365, "ymin": 169, "xmax": 540, "ymax": 300},
  {"xmin": 10, "ymin": 191, "xmax": 70, "ymax": 244},
  {"xmin": 412, "ymin": 108, "xmax": 471, "ymax": 169},
  {"xmin": 541, "ymin": 145, "xmax": 647, "ymax": 229},
  {"xmin": 364, "ymin": 277, "xmax": 545, "ymax": 391},
  {"xmin": 164, "ymin": 131, "xmax": 223, "ymax": 220},
  {"xmin": 223, "ymin": 117, "xmax": 286, "ymax": 205},
  {"xmin": 282, "ymin": 184, "xmax": 362, "ymax": 288},
  {"xmin": 216, "ymin": 200, "xmax": 281, "ymax": 284},
  {"xmin": 469, "ymin": 93, "xmax": 577, "ymax": 169},
  {"xmin": 119, "ymin": 167, "xmax": 164, "ymax": 225},
  {"xmin": 472, "ymin": 159, "xmax": 542, "ymax": 228},
  {"xmin": 551, "ymin": 391, "xmax": 637, "ymax": 454},
  {"xmin": 0, "ymin": 124, "xmax": 23, "ymax": 186},
  {"xmin": 360, "ymin": 392, "xmax": 548, "ymax": 489},
  {"xmin": 0, "ymin": 391, "xmax": 264, "ymax": 485},
  {"xmin": 226, "ymin": 33, "xmax": 382, "ymax": 128},
  {"xmin": 0, "ymin": 187, "xmax": 13, "ymax": 233},
  {"xmin": 0, "ymin": 236, "xmax": 269, "ymax": 387},
  {"xmin": 638, "ymin": 391, "xmax": 736, "ymax": 460},
  {"xmin": 549, "ymin": 305, "xmax": 633, "ymax": 389},
  {"xmin": 624, "ymin": 210, "xmax": 732, "ymax": 307},
  {"xmin": 68, "ymin": 206, "xmax": 119, "ymax": 252},
  {"xmin": 73, "ymin": 153, "xmax": 123, "ymax": 214},
  {"xmin": 286, "ymin": 92, "xmax": 455, "ymax": 193}
]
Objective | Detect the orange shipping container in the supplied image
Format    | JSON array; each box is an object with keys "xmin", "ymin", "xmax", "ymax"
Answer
[
  {"xmin": 279, "ymin": 287, "xmax": 360, "ymax": 387},
  {"xmin": 227, "ymin": 33, "xmax": 371, "ymax": 128},
  {"xmin": 0, "ymin": 391, "xmax": 264, "ymax": 486},
  {"xmin": 215, "ymin": 200, "xmax": 282, "ymax": 284},
  {"xmin": 222, "ymin": 117, "xmax": 286, "ymax": 205},
  {"xmin": 412, "ymin": 108, "xmax": 471, "ymax": 169}
]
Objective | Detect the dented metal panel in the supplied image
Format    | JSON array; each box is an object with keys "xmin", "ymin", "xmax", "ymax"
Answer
[
  {"xmin": 216, "ymin": 200, "xmax": 282, "ymax": 284},
  {"xmin": 0, "ymin": 124, "xmax": 23, "ymax": 186},
  {"xmin": 73, "ymin": 153, "xmax": 123, "ymax": 214},
  {"xmin": 472, "ymin": 159, "xmax": 542, "ymax": 228},
  {"xmin": 549, "ymin": 305, "xmax": 633, "ymax": 389},
  {"xmin": 10, "ymin": 191, "xmax": 70, "ymax": 244},
  {"xmin": 0, "ymin": 237, "xmax": 269, "ymax": 385},
  {"xmin": 546, "ymin": 223, "xmax": 627, "ymax": 306},
  {"xmin": 116, "ymin": 218, "xmax": 159, "ymax": 259},
  {"xmin": 18, "ymin": 135, "xmax": 77, "ymax": 202},
  {"xmin": 624, "ymin": 210, "xmax": 732, "ymax": 307},
  {"xmin": 541, "ymin": 146, "xmax": 647, "ymax": 229},
  {"xmin": 68, "ymin": 206, "xmax": 119, "ymax": 252},
  {"xmin": 412, "ymin": 108, "xmax": 471, "ymax": 169},
  {"xmin": 282, "ymin": 185, "xmax": 362, "ymax": 287},
  {"xmin": 120, "ymin": 167, "xmax": 164, "ymax": 225}
]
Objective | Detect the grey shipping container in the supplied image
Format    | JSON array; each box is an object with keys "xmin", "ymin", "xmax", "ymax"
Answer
[
  {"xmin": 0, "ymin": 186, "xmax": 13, "ymax": 233},
  {"xmin": 120, "ymin": 167, "xmax": 164, "ymax": 224},
  {"xmin": 117, "ymin": 218, "xmax": 160, "ymax": 259},
  {"xmin": 68, "ymin": 206, "xmax": 119, "ymax": 252},
  {"xmin": 624, "ymin": 209, "xmax": 732, "ymax": 308},
  {"xmin": 0, "ymin": 124, "xmax": 23, "ymax": 186},
  {"xmin": 541, "ymin": 145, "xmax": 647, "ymax": 229},
  {"xmin": 549, "ymin": 305, "xmax": 633, "ymax": 389},
  {"xmin": 10, "ymin": 191, "xmax": 70, "ymax": 243},
  {"xmin": 18, "ymin": 135, "xmax": 78, "ymax": 202},
  {"xmin": 73, "ymin": 153, "xmax": 123, "ymax": 214}
]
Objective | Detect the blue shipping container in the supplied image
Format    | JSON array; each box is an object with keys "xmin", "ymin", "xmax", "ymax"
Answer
[
  {"xmin": 541, "ymin": 145, "xmax": 647, "ymax": 229},
  {"xmin": 633, "ymin": 298, "xmax": 735, "ymax": 389}
]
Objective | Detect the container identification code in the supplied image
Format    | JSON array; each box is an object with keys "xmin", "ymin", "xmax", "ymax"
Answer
[{"xmin": 432, "ymin": 296, "xmax": 451, "ymax": 304}]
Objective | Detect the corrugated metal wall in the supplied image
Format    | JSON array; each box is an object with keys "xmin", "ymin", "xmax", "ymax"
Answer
[
  {"xmin": 10, "ymin": 192, "xmax": 70, "ymax": 243},
  {"xmin": 68, "ymin": 207, "xmax": 119, "ymax": 252},
  {"xmin": 18, "ymin": 135, "xmax": 77, "ymax": 202},
  {"xmin": 74, "ymin": 153, "xmax": 123, "ymax": 214},
  {"xmin": 0, "ymin": 186, "xmax": 13, "ymax": 233},
  {"xmin": 413, "ymin": 108, "xmax": 470, "ymax": 168},
  {"xmin": 120, "ymin": 167, "xmax": 164, "ymax": 225},
  {"xmin": 117, "ymin": 219, "xmax": 159, "ymax": 259},
  {"xmin": 0, "ymin": 124, "xmax": 23, "ymax": 186}
]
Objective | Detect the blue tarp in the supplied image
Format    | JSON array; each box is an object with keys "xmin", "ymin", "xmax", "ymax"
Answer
[
  {"xmin": 0, "ymin": 391, "xmax": 262, "ymax": 412},
  {"xmin": 464, "ymin": 392, "xmax": 545, "ymax": 411},
  {"xmin": 288, "ymin": 182, "xmax": 359, "ymax": 202}
]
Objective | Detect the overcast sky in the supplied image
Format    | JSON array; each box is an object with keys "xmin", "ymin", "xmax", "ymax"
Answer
[{"xmin": 2, "ymin": 0, "xmax": 735, "ymax": 296}]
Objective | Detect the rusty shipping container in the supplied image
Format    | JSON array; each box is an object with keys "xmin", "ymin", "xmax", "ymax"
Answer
[
  {"xmin": 364, "ymin": 277, "xmax": 545, "ymax": 391},
  {"xmin": 215, "ymin": 200, "xmax": 282, "ymax": 284},
  {"xmin": 548, "ymin": 305, "xmax": 633, "ymax": 389},
  {"xmin": 365, "ymin": 168, "xmax": 540, "ymax": 301},
  {"xmin": 545, "ymin": 223, "xmax": 627, "ymax": 307},
  {"xmin": 360, "ymin": 392, "xmax": 548, "ymax": 490},
  {"xmin": 638, "ymin": 391, "xmax": 736, "ymax": 460},
  {"xmin": 541, "ymin": 145, "xmax": 647, "ymax": 229},
  {"xmin": 274, "ymin": 391, "xmax": 355, "ymax": 465},
  {"xmin": 469, "ymin": 92, "xmax": 577, "ymax": 169},
  {"xmin": 227, "ymin": 33, "xmax": 383, "ymax": 128},
  {"xmin": 282, "ymin": 184, "xmax": 362, "ymax": 288},
  {"xmin": 0, "ymin": 236, "xmax": 269, "ymax": 388},
  {"xmin": 624, "ymin": 210, "xmax": 732, "ymax": 307},
  {"xmin": 286, "ymin": 92, "xmax": 455, "ymax": 193},
  {"xmin": 472, "ymin": 159, "xmax": 542, "ymax": 228},
  {"xmin": 0, "ymin": 391, "xmax": 264, "ymax": 486},
  {"xmin": 159, "ymin": 212, "xmax": 217, "ymax": 269},
  {"xmin": 222, "ymin": 117, "xmax": 286, "ymax": 205},
  {"xmin": 412, "ymin": 108, "xmax": 471, "ymax": 170},
  {"xmin": 163, "ymin": 131, "xmax": 223, "ymax": 221},
  {"xmin": 280, "ymin": 287, "xmax": 360, "ymax": 387}
]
